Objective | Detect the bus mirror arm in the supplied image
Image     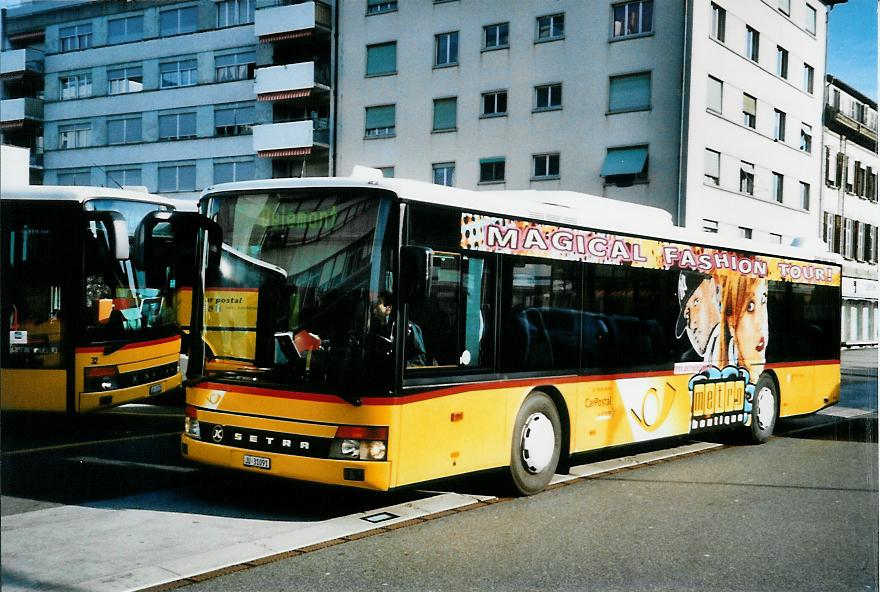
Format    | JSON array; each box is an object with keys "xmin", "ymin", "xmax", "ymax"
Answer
[
  {"xmin": 85, "ymin": 211, "xmax": 129, "ymax": 260},
  {"xmin": 399, "ymin": 246, "xmax": 433, "ymax": 303}
]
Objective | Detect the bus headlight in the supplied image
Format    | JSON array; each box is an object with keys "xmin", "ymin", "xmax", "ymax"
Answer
[
  {"xmin": 84, "ymin": 366, "xmax": 119, "ymax": 392},
  {"xmin": 184, "ymin": 405, "xmax": 201, "ymax": 439},
  {"xmin": 329, "ymin": 426, "xmax": 388, "ymax": 461}
]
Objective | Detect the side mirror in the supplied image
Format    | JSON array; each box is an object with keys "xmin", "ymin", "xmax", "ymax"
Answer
[
  {"xmin": 400, "ymin": 246, "xmax": 433, "ymax": 302},
  {"xmin": 85, "ymin": 211, "xmax": 129, "ymax": 260}
]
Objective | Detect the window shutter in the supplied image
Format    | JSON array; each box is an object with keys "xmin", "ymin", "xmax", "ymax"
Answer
[
  {"xmin": 609, "ymin": 73, "xmax": 651, "ymax": 112},
  {"xmin": 433, "ymin": 98, "xmax": 457, "ymax": 130},
  {"xmin": 366, "ymin": 42, "xmax": 396, "ymax": 76},
  {"xmin": 366, "ymin": 105, "xmax": 395, "ymax": 129},
  {"xmin": 743, "ymin": 94, "xmax": 756, "ymax": 116},
  {"xmin": 704, "ymin": 149, "xmax": 720, "ymax": 178},
  {"xmin": 835, "ymin": 153, "xmax": 844, "ymax": 187}
]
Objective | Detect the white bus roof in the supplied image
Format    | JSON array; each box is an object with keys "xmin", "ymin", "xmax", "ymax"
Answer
[
  {"xmin": 1, "ymin": 185, "xmax": 177, "ymax": 207},
  {"xmin": 201, "ymin": 171, "xmax": 840, "ymax": 266}
]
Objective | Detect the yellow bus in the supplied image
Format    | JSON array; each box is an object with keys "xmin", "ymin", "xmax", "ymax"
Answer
[
  {"xmin": 1, "ymin": 186, "xmax": 184, "ymax": 413},
  {"xmin": 177, "ymin": 171, "xmax": 841, "ymax": 494}
]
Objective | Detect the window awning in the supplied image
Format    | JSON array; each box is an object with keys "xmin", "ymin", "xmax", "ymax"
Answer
[
  {"xmin": 258, "ymin": 89, "xmax": 311, "ymax": 102},
  {"xmin": 600, "ymin": 146, "xmax": 648, "ymax": 177}
]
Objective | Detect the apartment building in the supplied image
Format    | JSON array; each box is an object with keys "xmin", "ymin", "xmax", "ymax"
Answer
[
  {"xmin": 337, "ymin": 0, "xmax": 834, "ymax": 247},
  {"xmin": 821, "ymin": 76, "xmax": 878, "ymax": 346},
  {"xmin": 0, "ymin": 0, "xmax": 334, "ymax": 199}
]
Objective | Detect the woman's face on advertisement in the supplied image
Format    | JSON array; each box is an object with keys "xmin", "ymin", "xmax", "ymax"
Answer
[{"xmin": 735, "ymin": 279, "xmax": 769, "ymax": 359}]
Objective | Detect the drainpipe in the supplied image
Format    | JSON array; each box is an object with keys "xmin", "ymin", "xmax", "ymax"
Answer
[{"xmin": 676, "ymin": 0, "xmax": 692, "ymax": 228}]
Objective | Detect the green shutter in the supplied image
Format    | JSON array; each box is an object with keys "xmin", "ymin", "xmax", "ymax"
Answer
[
  {"xmin": 609, "ymin": 73, "xmax": 651, "ymax": 112},
  {"xmin": 366, "ymin": 42, "xmax": 396, "ymax": 76},
  {"xmin": 366, "ymin": 105, "xmax": 395, "ymax": 129},
  {"xmin": 433, "ymin": 98, "xmax": 457, "ymax": 130},
  {"xmin": 601, "ymin": 147, "xmax": 648, "ymax": 176}
]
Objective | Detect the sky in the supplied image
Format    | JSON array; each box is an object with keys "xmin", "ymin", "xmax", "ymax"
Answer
[
  {"xmin": 0, "ymin": 0, "xmax": 876, "ymax": 99},
  {"xmin": 827, "ymin": 0, "xmax": 878, "ymax": 100}
]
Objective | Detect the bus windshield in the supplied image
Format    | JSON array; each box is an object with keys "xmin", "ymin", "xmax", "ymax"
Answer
[
  {"xmin": 83, "ymin": 199, "xmax": 177, "ymax": 340},
  {"xmin": 206, "ymin": 189, "xmax": 396, "ymax": 398}
]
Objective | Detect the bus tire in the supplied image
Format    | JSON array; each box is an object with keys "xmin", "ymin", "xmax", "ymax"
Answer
[
  {"xmin": 508, "ymin": 391, "xmax": 562, "ymax": 496},
  {"xmin": 748, "ymin": 374, "xmax": 778, "ymax": 444}
]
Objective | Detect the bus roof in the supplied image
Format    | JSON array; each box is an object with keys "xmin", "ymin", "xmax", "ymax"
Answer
[
  {"xmin": 201, "ymin": 172, "xmax": 840, "ymax": 266},
  {"xmin": 1, "ymin": 185, "xmax": 177, "ymax": 208}
]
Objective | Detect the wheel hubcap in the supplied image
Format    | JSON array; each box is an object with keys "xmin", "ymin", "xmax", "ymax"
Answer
[
  {"xmin": 520, "ymin": 412, "xmax": 555, "ymax": 474},
  {"xmin": 755, "ymin": 386, "xmax": 775, "ymax": 431}
]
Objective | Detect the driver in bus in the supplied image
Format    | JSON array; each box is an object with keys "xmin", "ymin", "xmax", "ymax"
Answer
[
  {"xmin": 371, "ymin": 291, "xmax": 427, "ymax": 367},
  {"xmin": 675, "ymin": 271, "xmax": 721, "ymax": 365}
]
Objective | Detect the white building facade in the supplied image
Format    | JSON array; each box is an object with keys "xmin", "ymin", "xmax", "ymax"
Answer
[{"xmin": 821, "ymin": 76, "xmax": 878, "ymax": 346}]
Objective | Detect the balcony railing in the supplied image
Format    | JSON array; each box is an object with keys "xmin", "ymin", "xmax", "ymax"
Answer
[
  {"xmin": 255, "ymin": 1, "xmax": 331, "ymax": 41},
  {"xmin": 0, "ymin": 48, "xmax": 44, "ymax": 77},
  {"xmin": 0, "ymin": 97, "xmax": 43, "ymax": 125},
  {"xmin": 253, "ymin": 119, "xmax": 329, "ymax": 157},
  {"xmin": 826, "ymin": 105, "xmax": 878, "ymax": 151},
  {"xmin": 254, "ymin": 61, "xmax": 330, "ymax": 99}
]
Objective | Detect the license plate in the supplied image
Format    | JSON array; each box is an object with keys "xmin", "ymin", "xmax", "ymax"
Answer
[
  {"xmin": 149, "ymin": 384, "xmax": 163, "ymax": 395},
  {"xmin": 243, "ymin": 455, "xmax": 271, "ymax": 470}
]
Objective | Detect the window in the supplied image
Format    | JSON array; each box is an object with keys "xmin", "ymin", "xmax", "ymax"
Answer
[
  {"xmin": 215, "ymin": 104, "xmax": 255, "ymax": 136},
  {"xmin": 703, "ymin": 219, "xmax": 719, "ymax": 233},
  {"xmin": 601, "ymin": 146, "xmax": 649, "ymax": 184},
  {"xmin": 800, "ymin": 182, "xmax": 810, "ymax": 210},
  {"xmin": 776, "ymin": 46, "xmax": 788, "ymax": 78},
  {"xmin": 365, "ymin": 105, "xmax": 395, "ymax": 137},
  {"xmin": 108, "ymin": 15, "xmax": 144, "ymax": 44},
  {"xmin": 367, "ymin": 0, "xmax": 397, "ymax": 15},
  {"xmin": 484, "ymin": 23, "xmax": 509, "ymax": 49},
  {"xmin": 216, "ymin": 0, "xmax": 253, "ymax": 27},
  {"xmin": 161, "ymin": 59, "xmax": 198, "ymax": 88},
  {"xmin": 533, "ymin": 153, "xmax": 560, "ymax": 179},
  {"xmin": 432, "ymin": 97, "xmax": 457, "ymax": 131},
  {"xmin": 844, "ymin": 218, "xmax": 855, "ymax": 258},
  {"xmin": 612, "ymin": 1, "xmax": 652, "ymax": 38},
  {"xmin": 107, "ymin": 116, "xmax": 142, "ymax": 145},
  {"xmin": 214, "ymin": 160, "xmax": 255, "ymax": 184},
  {"xmin": 537, "ymin": 13, "xmax": 565, "ymax": 41},
  {"xmin": 106, "ymin": 168, "xmax": 141, "ymax": 188},
  {"xmin": 57, "ymin": 170, "xmax": 91, "ymax": 186},
  {"xmin": 705, "ymin": 148, "xmax": 720, "ymax": 185},
  {"xmin": 58, "ymin": 123, "xmax": 91, "ymax": 149},
  {"xmin": 806, "ymin": 4, "xmax": 817, "ymax": 35},
  {"xmin": 534, "ymin": 84, "xmax": 562, "ymax": 111},
  {"xmin": 60, "ymin": 73, "xmax": 91, "ymax": 100},
  {"xmin": 435, "ymin": 32, "xmax": 459, "ymax": 67},
  {"xmin": 59, "ymin": 23, "xmax": 92, "ymax": 52},
  {"xmin": 107, "ymin": 65, "xmax": 143, "ymax": 94},
  {"xmin": 159, "ymin": 112, "xmax": 197, "ymax": 140},
  {"xmin": 707, "ymin": 76, "xmax": 723, "ymax": 113},
  {"xmin": 745, "ymin": 26, "xmax": 759, "ymax": 62},
  {"xmin": 609, "ymin": 72, "xmax": 651, "ymax": 112},
  {"xmin": 772, "ymin": 171, "xmax": 783, "ymax": 202},
  {"xmin": 740, "ymin": 161, "xmax": 755, "ymax": 195},
  {"xmin": 742, "ymin": 93, "xmax": 756, "ymax": 128},
  {"xmin": 160, "ymin": 6, "xmax": 198, "ymax": 36},
  {"xmin": 770, "ymin": 233, "xmax": 782, "ymax": 244},
  {"xmin": 366, "ymin": 42, "xmax": 397, "ymax": 76},
  {"xmin": 800, "ymin": 123, "xmax": 812, "ymax": 153},
  {"xmin": 778, "ymin": 0, "xmax": 790, "ymax": 15},
  {"xmin": 432, "ymin": 162, "xmax": 455, "ymax": 186},
  {"xmin": 479, "ymin": 157, "xmax": 505, "ymax": 183},
  {"xmin": 481, "ymin": 90, "xmax": 508, "ymax": 116},
  {"xmin": 215, "ymin": 50, "xmax": 256, "ymax": 82},
  {"xmin": 774, "ymin": 109, "xmax": 786, "ymax": 141},
  {"xmin": 158, "ymin": 164, "xmax": 196, "ymax": 192},
  {"xmin": 804, "ymin": 64, "xmax": 814, "ymax": 94},
  {"xmin": 739, "ymin": 227, "xmax": 753, "ymax": 239},
  {"xmin": 379, "ymin": 167, "xmax": 395, "ymax": 178},
  {"xmin": 711, "ymin": 3, "xmax": 726, "ymax": 42}
]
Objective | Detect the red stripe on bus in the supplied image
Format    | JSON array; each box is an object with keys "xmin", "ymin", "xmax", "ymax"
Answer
[
  {"xmin": 196, "ymin": 369, "xmax": 675, "ymax": 406},
  {"xmin": 75, "ymin": 335, "xmax": 180, "ymax": 354},
  {"xmin": 765, "ymin": 359, "xmax": 839, "ymax": 369}
]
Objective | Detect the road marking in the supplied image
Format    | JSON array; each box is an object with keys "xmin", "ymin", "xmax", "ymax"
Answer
[
  {"xmin": 69, "ymin": 456, "xmax": 197, "ymax": 474},
  {"xmin": 817, "ymin": 406, "xmax": 875, "ymax": 418},
  {"xmin": 0, "ymin": 431, "xmax": 181, "ymax": 458}
]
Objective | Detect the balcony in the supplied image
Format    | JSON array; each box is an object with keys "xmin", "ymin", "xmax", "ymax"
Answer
[
  {"xmin": 254, "ymin": 62, "xmax": 330, "ymax": 101},
  {"xmin": 826, "ymin": 105, "xmax": 878, "ymax": 152},
  {"xmin": 0, "ymin": 97, "xmax": 43, "ymax": 128},
  {"xmin": 255, "ymin": 1, "xmax": 331, "ymax": 42},
  {"xmin": 253, "ymin": 119, "xmax": 329, "ymax": 157},
  {"xmin": 0, "ymin": 48, "xmax": 44, "ymax": 79}
]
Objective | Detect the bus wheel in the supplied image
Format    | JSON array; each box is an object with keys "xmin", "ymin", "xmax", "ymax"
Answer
[
  {"xmin": 509, "ymin": 392, "xmax": 562, "ymax": 496},
  {"xmin": 748, "ymin": 374, "xmax": 778, "ymax": 444}
]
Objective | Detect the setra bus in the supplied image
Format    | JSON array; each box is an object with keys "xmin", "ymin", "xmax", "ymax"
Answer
[
  {"xmin": 175, "ymin": 170, "xmax": 841, "ymax": 494},
  {"xmin": 1, "ymin": 186, "xmax": 185, "ymax": 413}
]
